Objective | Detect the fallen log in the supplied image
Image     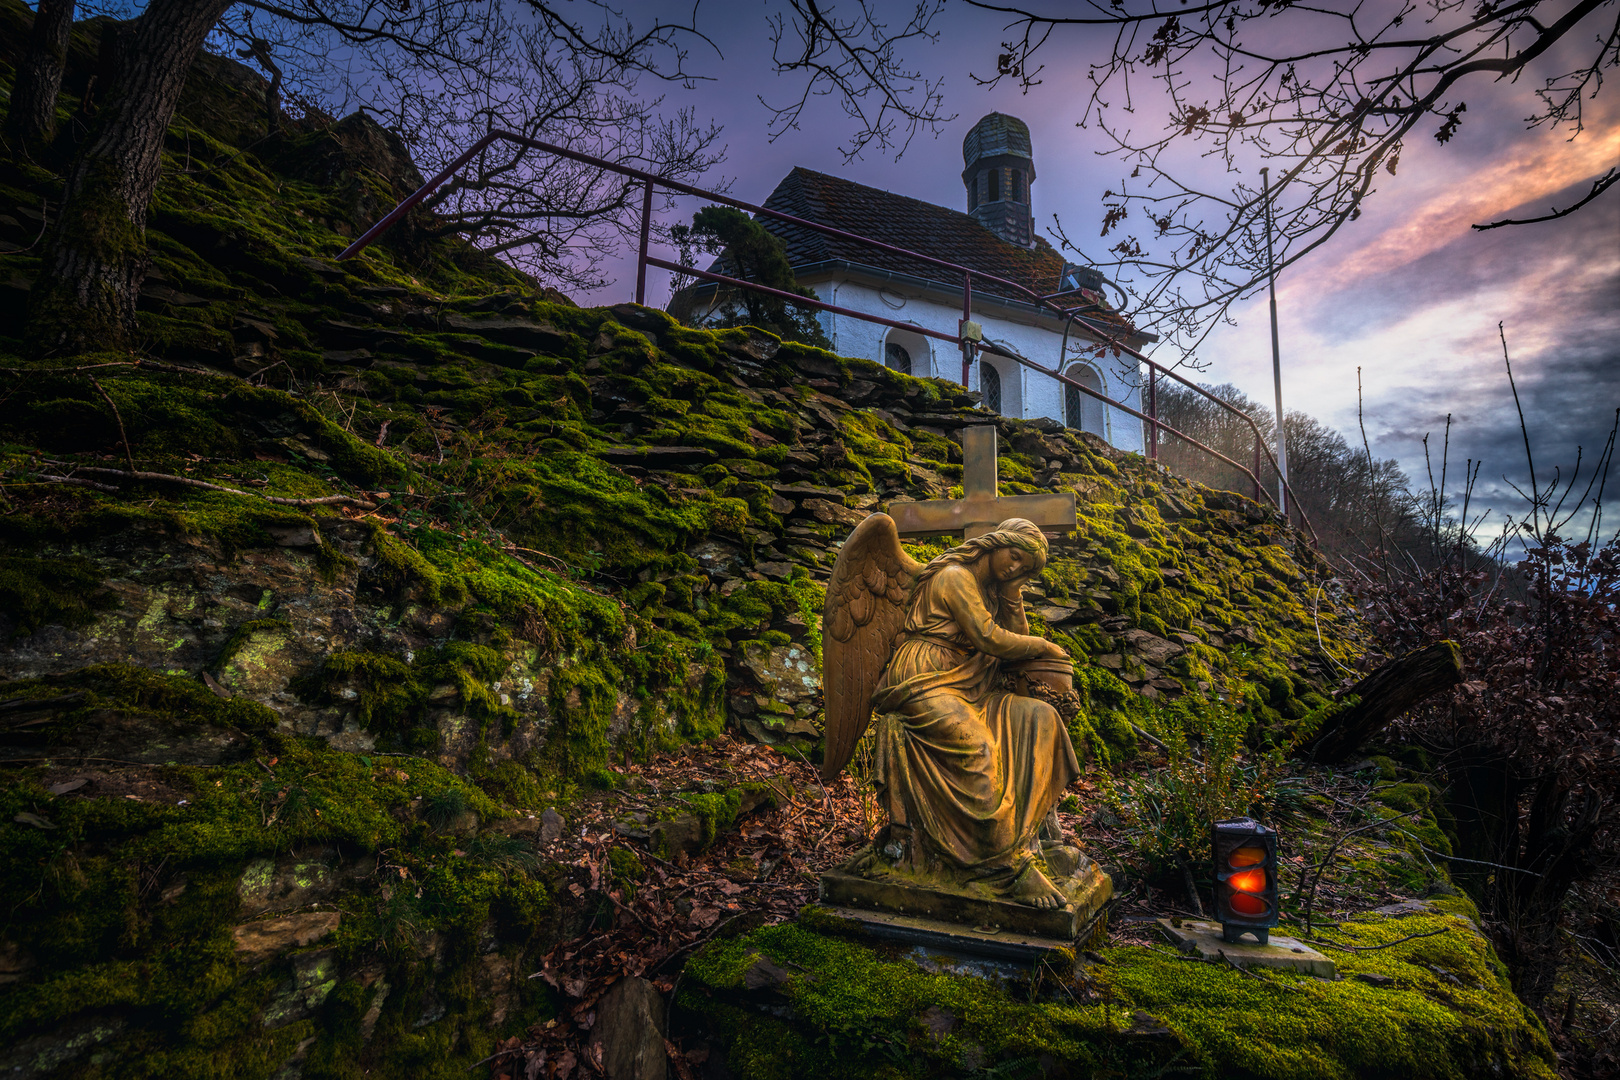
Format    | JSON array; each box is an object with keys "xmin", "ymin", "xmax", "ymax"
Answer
[{"xmin": 1304, "ymin": 641, "xmax": 1464, "ymax": 764}]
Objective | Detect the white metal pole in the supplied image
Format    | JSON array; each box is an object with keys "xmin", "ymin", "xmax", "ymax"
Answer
[{"xmin": 1260, "ymin": 167, "xmax": 1289, "ymax": 516}]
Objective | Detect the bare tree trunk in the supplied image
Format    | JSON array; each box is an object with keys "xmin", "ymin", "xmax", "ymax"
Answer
[
  {"xmin": 1303, "ymin": 640, "xmax": 1464, "ymax": 763},
  {"xmin": 4, "ymin": 0, "xmax": 77, "ymax": 150},
  {"xmin": 1447, "ymin": 756, "xmax": 1603, "ymax": 1015},
  {"xmin": 25, "ymin": 0, "xmax": 234, "ymax": 356}
]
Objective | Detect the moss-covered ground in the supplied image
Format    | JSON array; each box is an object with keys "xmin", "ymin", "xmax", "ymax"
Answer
[
  {"xmin": 0, "ymin": 665, "xmax": 555, "ymax": 1078},
  {"xmin": 678, "ymin": 880, "xmax": 1554, "ymax": 1080}
]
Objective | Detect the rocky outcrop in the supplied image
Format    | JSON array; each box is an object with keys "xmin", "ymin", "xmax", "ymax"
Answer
[{"xmin": 232, "ymin": 911, "xmax": 342, "ymax": 964}]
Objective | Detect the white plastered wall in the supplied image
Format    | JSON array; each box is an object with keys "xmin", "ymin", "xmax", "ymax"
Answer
[{"xmin": 802, "ymin": 272, "xmax": 1146, "ymax": 453}]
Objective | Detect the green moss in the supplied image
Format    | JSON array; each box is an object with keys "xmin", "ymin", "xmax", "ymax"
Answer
[
  {"xmin": 680, "ymin": 922, "xmax": 1148, "ymax": 1078},
  {"xmin": 475, "ymin": 759, "xmax": 548, "ymax": 808},
  {"xmin": 1104, "ymin": 909, "xmax": 1554, "ymax": 1079},
  {"xmin": 0, "ymin": 555, "xmax": 118, "ymax": 638},
  {"xmin": 1374, "ymin": 782, "xmax": 1434, "ymax": 816},
  {"xmin": 698, "ymin": 575, "xmax": 824, "ymax": 659},
  {"xmin": 680, "ymin": 911, "xmax": 1554, "ymax": 1080},
  {"xmin": 0, "ymin": 658, "xmax": 551, "ymax": 1076},
  {"xmin": 0, "ymin": 475, "xmax": 332, "ymax": 559},
  {"xmin": 211, "ymin": 617, "xmax": 289, "ymax": 672},
  {"xmin": 294, "ymin": 640, "xmax": 525, "ymax": 750},
  {"xmin": 583, "ymin": 766, "xmax": 620, "ymax": 790},
  {"xmin": 606, "ymin": 847, "xmax": 646, "ymax": 899},
  {"xmin": 364, "ymin": 525, "xmax": 627, "ymax": 657},
  {"xmin": 672, "ymin": 789, "xmax": 743, "ymax": 848},
  {"xmin": 1, "ymin": 662, "xmax": 279, "ymax": 738},
  {"xmin": 302, "ymin": 650, "xmax": 423, "ymax": 732}
]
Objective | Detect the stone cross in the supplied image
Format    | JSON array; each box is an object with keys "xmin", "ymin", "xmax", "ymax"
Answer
[{"xmin": 888, "ymin": 425, "xmax": 1076, "ymax": 540}]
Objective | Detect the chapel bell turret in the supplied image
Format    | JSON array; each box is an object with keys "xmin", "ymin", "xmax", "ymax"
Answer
[{"xmin": 963, "ymin": 113, "xmax": 1036, "ymax": 248}]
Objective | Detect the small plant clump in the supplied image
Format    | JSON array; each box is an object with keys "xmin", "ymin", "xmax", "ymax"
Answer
[{"xmin": 1103, "ymin": 687, "xmax": 1300, "ymax": 877}]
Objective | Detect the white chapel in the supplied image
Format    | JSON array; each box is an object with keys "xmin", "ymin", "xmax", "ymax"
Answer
[{"xmin": 750, "ymin": 113, "xmax": 1153, "ymax": 452}]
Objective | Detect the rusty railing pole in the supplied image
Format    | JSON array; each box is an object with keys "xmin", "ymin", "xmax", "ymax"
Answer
[
  {"xmin": 634, "ymin": 179, "xmax": 654, "ymax": 306},
  {"xmin": 1260, "ymin": 166, "xmax": 1289, "ymax": 515},
  {"xmin": 1253, "ymin": 434, "xmax": 1262, "ymax": 503},
  {"xmin": 1147, "ymin": 363, "xmax": 1158, "ymax": 461},
  {"xmin": 960, "ymin": 273, "xmax": 974, "ymax": 387}
]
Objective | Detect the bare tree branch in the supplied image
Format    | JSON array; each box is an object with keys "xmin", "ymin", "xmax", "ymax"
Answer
[
  {"xmin": 1472, "ymin": 167, "xmax": 1619, "ymax": 230},
  {"xmin": 217, "ymin": 0, "xmax": 728, "ymax": 290},
  {"xmin": 763, "ymin": 0, "xmax": 953, "ymax": 161}
]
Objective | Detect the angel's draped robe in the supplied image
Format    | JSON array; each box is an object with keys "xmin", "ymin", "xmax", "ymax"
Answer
[{"xmin": 871, "ymin": 563, "xmax": 1079, "ymax": 878}]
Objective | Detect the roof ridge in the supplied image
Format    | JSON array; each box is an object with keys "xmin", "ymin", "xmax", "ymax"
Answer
[{"xmin": 785, "ymin": 166, "xmax": 988, "ymax": 229}]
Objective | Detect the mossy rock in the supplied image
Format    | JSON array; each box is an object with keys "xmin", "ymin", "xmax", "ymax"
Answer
[{"xmin": 679, "ymin": 906, "xmax": 1555, "ymax": 1079}]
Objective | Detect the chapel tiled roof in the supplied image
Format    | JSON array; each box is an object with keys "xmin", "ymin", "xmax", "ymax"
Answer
[{"xmin": 756, "ymin": 167, "xmax": 1069, "ymax": 306}]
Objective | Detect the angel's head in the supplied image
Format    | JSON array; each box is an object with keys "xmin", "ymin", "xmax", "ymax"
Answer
[
  {"xmin": 916, "ymin": 516, "xmax": 1048, "ymax": 588},
  {"xmin": 978, "ymin": 518, "xmax": 1049, "ymax": 583}
]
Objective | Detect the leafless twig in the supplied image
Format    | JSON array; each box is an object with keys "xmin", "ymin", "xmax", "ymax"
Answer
[
  {"xmin": 1312, "ymin": 926, "xmax": 1449, "ymax": 952},
  {"xmin": 31, "ymin": 466, "xmax": 376, "ymax": 508},
  {"xmin": 1474, "ymin": 167, "xmax": 1618, "ymax": 230},
  {"xmin": 88, "ymin": 376, "xmax": 136, "ymax": 475}
]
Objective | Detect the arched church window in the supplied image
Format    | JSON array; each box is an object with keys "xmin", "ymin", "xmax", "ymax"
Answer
[
  {"xmin": 988, "ymin": 169, "xmax": 1001, "ymax": 203},
  {"xmin": 1011, "ymin": 170, "xmax": 1024, "ymax": 203},
  {"xmin": 1064, "ymin": 364, "xmax": 1103, "ymax": 433},
  {"xmin": 981, "ymin": 363, "xmax": 1001, "ymax": 414},
  {"xmin": 885, "ymin": 342, "xmax": 912, "ymax": 375}
]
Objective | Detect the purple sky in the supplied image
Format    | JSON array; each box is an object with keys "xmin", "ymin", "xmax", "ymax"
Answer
[{"xmin": 575, "ymin": 2, "xmax": 1618, "ymax": 550}]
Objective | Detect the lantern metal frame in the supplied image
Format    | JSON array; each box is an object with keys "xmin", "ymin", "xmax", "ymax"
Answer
[{"xmin": 1212, "ymin": 817, "xmax": 1279, "ymax": 945}]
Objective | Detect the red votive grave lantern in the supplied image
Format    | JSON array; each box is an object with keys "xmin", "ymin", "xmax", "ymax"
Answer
[{"xmin": 1212, "ymin": 817, "xmax": 1279, "ymax": 945}]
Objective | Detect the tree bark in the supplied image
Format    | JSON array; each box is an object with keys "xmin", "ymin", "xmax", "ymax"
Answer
[
  {"xmin": 1303, "ymin": 640, "xmax": 1464, "ymax": 763},
  {"xmin": 1446, "ymin": 754, "xmax": 1602, "ymax": 1014},
  {"xmin": 4, "ymin": 0, "xmax": 77, "ymax": 150},
  {"xmin": 25, "ymin": 0, "xmax": 235, "ymax": 356}
]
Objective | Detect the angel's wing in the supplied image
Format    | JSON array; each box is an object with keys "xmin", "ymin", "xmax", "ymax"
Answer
[{"xmin": 820, "ymin": 513, "xmax": 923, "ymax": 780}]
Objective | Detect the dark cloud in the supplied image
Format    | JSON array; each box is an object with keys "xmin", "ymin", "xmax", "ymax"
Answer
[
  {"xmin": 1361, "ymin": 257, "xmax": 1620, "ymax": 544},
  {"xmin": 1313, "ymin": 173, "xmax": 1620, "ymax": 335},
  {"xmin": 1296, "ymin": 157, "xmax": 1620, "ymax": 546}
]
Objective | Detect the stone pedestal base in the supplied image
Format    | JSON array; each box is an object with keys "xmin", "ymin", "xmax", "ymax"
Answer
[
  {"xmin": 806, "ymin": 904, "xmax": 1081, "ymax": 977},
  {"xmin": 1156, "ymin": 918, "xmax": 1337, "ymax": 979},
  {"xmin": 818, "ymin": 844, "xmax": 1112, "ymax": 943}
]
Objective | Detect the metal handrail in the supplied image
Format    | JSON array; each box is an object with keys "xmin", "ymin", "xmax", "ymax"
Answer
[
  {"xmin": 643, "ymin": 257, "xmax": 962, "ymax": 344},
  {"xmin": 334, "ymin": 129, "xmax": 1318, "ymax": 544},
  {"xmin": 975, "ymin": 340, "xmax": 1281, "ymax": 496}
]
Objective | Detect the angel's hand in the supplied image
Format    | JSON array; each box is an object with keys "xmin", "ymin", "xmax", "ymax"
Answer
[{"xmin": 1037, "ymin": 639, "xmax": 1069, "ymax": 660}]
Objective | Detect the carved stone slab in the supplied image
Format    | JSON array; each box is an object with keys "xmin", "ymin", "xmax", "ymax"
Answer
[{"xmin": 806, "ymin": 905, "xmax": 1082, "ymax": 969}]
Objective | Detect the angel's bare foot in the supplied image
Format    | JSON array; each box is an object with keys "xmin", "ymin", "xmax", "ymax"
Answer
[{"xmin": 1008, "ymin": 863, "xmax": 1067, "ymax": 909}]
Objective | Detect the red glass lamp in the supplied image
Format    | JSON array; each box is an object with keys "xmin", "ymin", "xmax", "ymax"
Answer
[{"xmin": 1212, "ymin": 817, "xmax": 1279, "ymax": 945}]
